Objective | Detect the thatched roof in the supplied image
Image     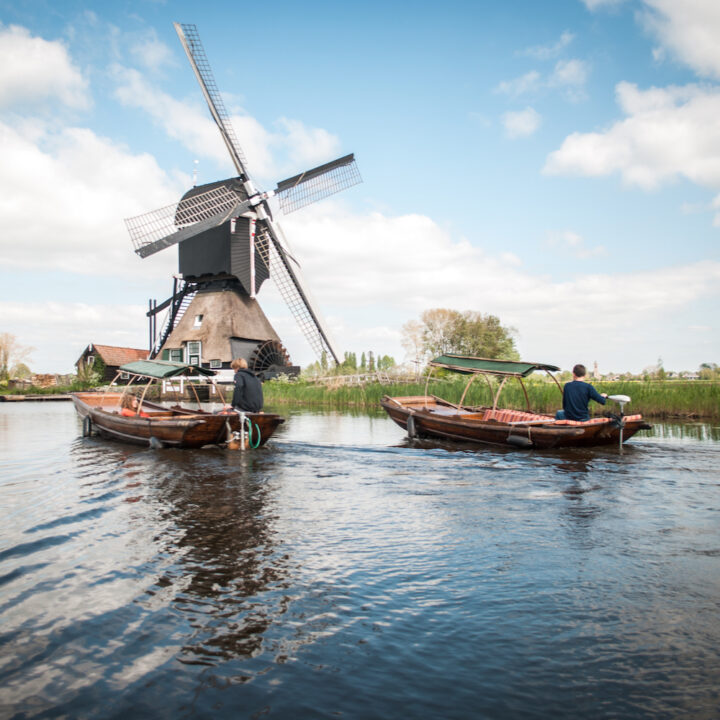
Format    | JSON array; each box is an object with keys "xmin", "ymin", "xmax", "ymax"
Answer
[{"xmin": 161, "ymin": 287, "xmax": 281, "ymax": 361}]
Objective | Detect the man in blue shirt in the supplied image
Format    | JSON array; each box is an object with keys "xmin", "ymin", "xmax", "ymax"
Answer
[{"xmin": 556, "ymin": 364, "xmax": 608, "ymax": 421}]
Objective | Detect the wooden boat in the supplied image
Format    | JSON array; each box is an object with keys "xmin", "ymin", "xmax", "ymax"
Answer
[
  {"xmin": 381, "ymin": 355, "xmax": 652, "ymax": 450},
  {"xmin": 71, "ymin": 359, "xmax": 284, "ymax": 449}
]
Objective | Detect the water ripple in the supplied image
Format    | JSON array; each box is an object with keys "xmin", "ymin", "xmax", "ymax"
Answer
[{"xmin": 1, "ymin": 405, "xmax": 719, "ymax": 718}]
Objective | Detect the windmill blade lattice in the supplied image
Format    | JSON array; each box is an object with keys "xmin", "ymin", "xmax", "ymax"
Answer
[
  {"xmin": 255, "ymin": 225, "xmax": 340, "ymax": 364},
  {"xmin": 125, "ymin": 184, "xmax": 248, "ymax": 258},
  {"xmin": 275, "ymin": 154, "xmax": 362, "ymax": 214},
  {"xmin": 175, "ymin": 23, "xmax": 249, "ymax": 177}
]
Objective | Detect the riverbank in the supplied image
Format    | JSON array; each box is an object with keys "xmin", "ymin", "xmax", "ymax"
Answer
[
  {"xmin": 3, "ymin": 379, "xmax": 716, "ymax": 419},
  {"xmin": 263, "ymin": 379, "xmax": 720, "ymax": 419}
]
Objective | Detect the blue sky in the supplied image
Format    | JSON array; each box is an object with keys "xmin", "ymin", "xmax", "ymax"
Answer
[{"xmin": 1, "ymin": 0, "xmax": 718, "ymax": 374}]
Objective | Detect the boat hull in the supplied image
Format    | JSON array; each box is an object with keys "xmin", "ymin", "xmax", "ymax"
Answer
[
  {"xmin": 381, "ymin": 395, "xmax": 652, "ymax": 450},
  {"xmin": 72, "ymin": 392, "xmax": 284, "ymax": 449}
]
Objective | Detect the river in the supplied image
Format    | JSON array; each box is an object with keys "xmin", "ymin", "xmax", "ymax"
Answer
[{"xmin": 1, "ymin": 402, "xmax": 719, "ymax": 719}]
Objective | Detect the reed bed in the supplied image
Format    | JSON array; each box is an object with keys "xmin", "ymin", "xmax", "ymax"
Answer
[{"xmin": 264, "ymin": 378, "xmax": 720, "ymax": 419}]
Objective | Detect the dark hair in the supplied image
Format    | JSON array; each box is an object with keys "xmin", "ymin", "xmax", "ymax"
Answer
[{"xmin": 572, "ymin": 364, "xmax": 586, "ymax": 378}]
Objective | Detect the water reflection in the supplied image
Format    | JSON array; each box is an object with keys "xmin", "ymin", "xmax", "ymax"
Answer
[
  {"xmin": 3, "ymin": 404, "xmax": 720, "ymax": 719},
  {"xmin": 141, "ymin": 451, "xmax": 290, "ymax": 664}
]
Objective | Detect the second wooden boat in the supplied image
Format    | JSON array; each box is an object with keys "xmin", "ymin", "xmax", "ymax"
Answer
[{"xmin": 381, "ymin": 355, "xmax": 652, "ymax": 450}]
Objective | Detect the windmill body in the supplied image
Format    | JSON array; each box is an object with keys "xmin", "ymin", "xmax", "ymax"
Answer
[{"xmin": 125, "ymin": 23, "xmax": 361, "ymax": 379}]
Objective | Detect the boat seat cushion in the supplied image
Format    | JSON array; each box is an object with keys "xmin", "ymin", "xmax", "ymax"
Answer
[
  {"xmin": 483, "ymin": 409, "xmax": 551, "ymax": 423},
  {"xmin": 554, "ymin": 413, "xmax": 643, "ymax": 426}
]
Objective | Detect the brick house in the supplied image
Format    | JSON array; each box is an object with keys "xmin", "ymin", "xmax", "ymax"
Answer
[{"xmin": 76, "ymin": 344, "xmax": 149, "ymax": 384}]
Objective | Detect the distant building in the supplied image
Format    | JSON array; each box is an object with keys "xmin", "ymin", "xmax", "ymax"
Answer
[
  {"xmin": 76, "ymin": 344, "xmax": 149, "ymax": 384},
  {"xmin": 593, "ymin": 361, "xmax": 600, "ymax": 379}
]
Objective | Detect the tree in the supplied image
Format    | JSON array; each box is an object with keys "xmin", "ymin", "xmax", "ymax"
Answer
[
  {"xmin": 419, "ymin": 308, "xmax": 459, "ymax": 357},
  {"xmin": 11, "ymin": 363, "xmax": 32, "ymax": 380},
  {"xmin": 401, "ymin": 309, "xmax": 519, "ymax": 364},
  {"xmin": 655, "ymin": 357, "xmax": 666, "ymax": 381},
  {"xmin": 699, "ymin": 362, "xmax": 719, "ymax": 380},
  {"xmin": 0, "ymin": 333, "xmax": 34, "ymax": 383},
  {"xmin": 452, "ymin": 311, "xmax": 519, "ymax": 359},
  {"xmin": 377, "ymin": 354, "xmax": 396, "ymax": 371}
]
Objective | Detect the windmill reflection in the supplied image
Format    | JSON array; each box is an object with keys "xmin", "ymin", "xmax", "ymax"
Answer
[{"xmin": 148, "ymin": 452, "xmax": 290, "ymax": 664}]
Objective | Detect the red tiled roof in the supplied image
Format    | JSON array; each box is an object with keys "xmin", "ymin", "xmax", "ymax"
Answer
[{"xmin": 89, "ymin": 344, "xmax": 149, "ymax": 367}]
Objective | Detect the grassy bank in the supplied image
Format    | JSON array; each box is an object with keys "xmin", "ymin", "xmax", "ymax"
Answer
[
  {"xmin": 0, "ymin": 383, "xmax": 94, "ymax": 396},
  {"xmin": 264, "ymin": 378, "xmax": 720, "ymax": 419}
]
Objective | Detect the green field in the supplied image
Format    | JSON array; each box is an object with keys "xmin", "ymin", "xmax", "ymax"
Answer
[{"xmin": 263, "ymin": 378, "xmax": 720, "ymax": 419}]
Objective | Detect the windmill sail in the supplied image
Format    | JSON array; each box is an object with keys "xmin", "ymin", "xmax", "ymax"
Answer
[
  {"xmin": 275, "ymin": 154, "xmax": 362, "ymax": 214},
  {"xmin": 255, "ymin": 222, "xmax": 340, "ymax": 364},
  {"xmin": 126, "ymin": 22, "xmax": 360, "ymax": 367},
  {"xmin": 125, "ymin": 182, "xmax": 250, "ymax": 258},
  {"xmin": 174, "ymin": 23, "xmax": 249, "ymax": 177}
]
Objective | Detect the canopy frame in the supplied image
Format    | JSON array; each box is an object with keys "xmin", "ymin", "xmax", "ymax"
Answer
[
  {"xmin": 102, "ymin": 359, "xmax": 224, "ymax": 416},
  {"xmin": 424, "ymin": 354, "xmax": 564, "ymax": 413}
]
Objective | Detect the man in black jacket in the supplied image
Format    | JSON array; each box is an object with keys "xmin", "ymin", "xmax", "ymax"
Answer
[{"xmin": 230, "ymin": 358, "xmax": 264, "ymax": 413}]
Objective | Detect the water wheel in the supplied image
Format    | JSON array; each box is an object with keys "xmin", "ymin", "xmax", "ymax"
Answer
[{"xmin": 249, "ymin": 340, "xmax": 291, "ymax": 374}]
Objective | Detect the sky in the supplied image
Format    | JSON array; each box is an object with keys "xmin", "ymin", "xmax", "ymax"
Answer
[{"xmin": 1, "ymin": 0, "xmax": 719, "ymax": 375}]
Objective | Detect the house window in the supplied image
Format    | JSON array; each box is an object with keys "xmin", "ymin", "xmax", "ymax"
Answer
[
  {"xmin": 187, "ymin": 341, "xmax": 201, "ymax": 366},
  {"xmin": 87, "ymin": 356, "xmax": 95, "ymax": 366},
  {"xmin": 209, "ymin": 359, "xmax": 221, "ymax": 369},
  {"xmin": 194, "ymin": 314, "xmax": 204, "ymax": 327},
  {"xmin": 169, "ymin": 349, "xmax": 183, "ymax": 362},
  {"xmin": 120, "ymin": 372, "xmax": 129, "ymax": 380}
]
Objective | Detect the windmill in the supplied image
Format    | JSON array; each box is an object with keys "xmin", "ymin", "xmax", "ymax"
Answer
[{"xmin": 124, "ymin": 23, "xmax": 361, "ymax": 378}]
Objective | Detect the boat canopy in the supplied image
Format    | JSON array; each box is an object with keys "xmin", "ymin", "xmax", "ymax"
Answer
[
  {"xmin": 429, "ymin": 354, "xmax": 560, "ymax": 377},
  {"xmin": 119, "ymin": 359, "xmax": 216, "ymax": 379}
]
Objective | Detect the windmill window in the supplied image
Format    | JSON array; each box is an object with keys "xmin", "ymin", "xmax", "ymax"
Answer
[
  {"xmin": 169, "ymin": 349, "xmax": 184, "ymax": 362},
  {"xmin": 187, "ymin": 341, "xmax": 201, "ymax": 366},
  {"xmin": 209, "ymin": 359, "xmax": 221, "ymax": 369},
  {"xmin": 194, "ymin": 314, "xmax": 204, "ymax": 327}
]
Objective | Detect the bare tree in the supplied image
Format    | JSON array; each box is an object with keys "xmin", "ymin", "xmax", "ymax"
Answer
[{"xmin": 0, "ymin": 333, "xmax": 35, "ymax": 383}]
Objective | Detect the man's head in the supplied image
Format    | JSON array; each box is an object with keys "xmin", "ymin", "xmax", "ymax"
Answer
[
  {"xmin": 572, "ymin": 363, "xmax": 587, "ymax": 378},
  {"xmin": 231, "ymin": 357, "xmax": 248, "ymax": 371}
]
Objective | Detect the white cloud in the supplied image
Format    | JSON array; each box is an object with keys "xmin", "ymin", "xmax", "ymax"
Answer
[
  {"xmin": 0, "ymin": 301, "xmax": 150, "ymax": 373},
  {"xmin": 495, "ymin": 71, "xmax": 542, "ymax": 97},
  {"xmin": 0, "ymin": 24, "xmax": 90, "ymax": 110},
  {"xmin": 544, "ymin": 82, "xmax": 720, "ymax": 220},
  {"xmin": 128, "ymin": 28, "xmax": 176, "ymax": 72},
  {"xmin": 582, "ymin": 0, "xmax": 628, "ymax": 9},
  {"xmin": 4, "ymin": 195, "xmax": 719, "ymax": 374},
  {"xmin": 0, "ymin": 118, "xmax": 179, "ymax": 277},
  {"xmin": 522, "ymin": 31, "xmax": 575, "ymax": 60},
  {"xmin": 111, "ymin": 64, "xmax": 237, "ymax": 173},
  {"xmin": 546, "ymin": 230, "xmax": 607, "ymax": 258},
  {"xmin": 641, "ymin": 0, "xmax": 720, "ymax": 80},
  {"xmin": 111, "ymin": 65, "xmax": 343, "ymax": 182},
  {"xmin": 274, "ymin": 117, "xmax": 341, "ymax": 173},
  {"xmin": 502, "ymin": 107, "xmax": 541, "ymax": 138},
  {"xmin": 549, "ymin": 59, "xmax": 589, "ymax": 98},
  {"xmin": 496, "ymin": 59, "xmax": 589, "ymax": 101},
  {"xmin": 276, "ymin": 204, "xmax": 720, "ymax": 371}
]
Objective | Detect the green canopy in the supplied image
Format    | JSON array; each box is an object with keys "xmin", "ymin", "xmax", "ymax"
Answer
[
  {"xmin": 119, "ymin": 359, "xmax": 216, "ymax": 379},
  {"xmin": 429, "ymin": 354, "xmax": 560, "ymax": 377}
]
